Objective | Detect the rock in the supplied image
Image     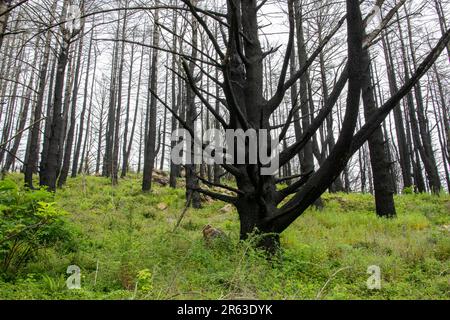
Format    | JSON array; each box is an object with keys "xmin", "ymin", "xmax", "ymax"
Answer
[
  {"xmin": 157, "ymin": 203, "xmax": 168, "ymax": 210},
  {"xmin": 219, "ymin": 204, "xmax": 233, "ymax": 214},
  {"xmin": 153, "ymin": 169, "xmax": 169, "ymax": 177},
  {"xmin": 202, "ymin": 224, "xmax": 227, "ymax": 244},
  {"xmin": 151, "ymin": 171, "xmax": 169, "ymax": 186},
  {"xmin": 200, "ymin": 194, "xmax": 214, "ymax": 204}
]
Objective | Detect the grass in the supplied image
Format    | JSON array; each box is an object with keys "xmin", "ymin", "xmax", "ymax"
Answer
[{"xmin": 0, "ymin": 173, "xmax": 449, "ymax": 300}]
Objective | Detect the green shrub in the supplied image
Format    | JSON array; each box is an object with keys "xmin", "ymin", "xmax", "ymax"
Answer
[
  {"xmin": 0, "ymin": 179, "xmax": 70, "ymax": 276},
  {"xmin": 403, "ymin": 186, "xmax": 415, "ymax": 195}
]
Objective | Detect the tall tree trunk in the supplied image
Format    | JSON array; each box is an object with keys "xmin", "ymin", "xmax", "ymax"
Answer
[
  {"xmin": 103, "ymin": 18, "xmax": 121, "ymax": 178},
  {"xmin": 124, "ymin": 30, "xmax": 145, "ymax": 176},
  {"xmin": 434, "ymin": 0, "xmax": 450, "ymax": 62},
  {"xmin": 361, "ymin": 46, "xmax": 396, "ymax": 216},
  {"xmin": 0, "ymin": 34, "xmax": 23, "ymax": 165},
  {"xmin": 40, "ymin": 54, "xmax": 58, "ymax": 181},
  {"xmin": 294, "ymin": 0, "xmax": 314, "ymax": 177},
  {"xmin": 39, "ymin": 0, "xmax": 72, "ymax": 191},
  {"xmin": 159, "ymin": 57, "xmax": 169, "ymax": 171},
  {"xmin": 4, "ymin": 38, "xmax": 40, "ymax": 172},
  {"xmin": 58, "ymin": 9, "xmax": 85, "ymax": 187},
  {"xmin": 24, "ymin": 0, "xmax": 56, "ymax": 188},
  {"xmin": 402, "ymin": 12, "xmax": 442, "ymax": 193},
  {"xmin": 120, "ymin": 30, "xmax": 136, "ymax": 178},
  {"xmin": 169, "ymin": 9, "xmax": 180, "ymax": 188},
  {"xmin": 111, "ymin": 4, "xmax": 129, "ymax": 184},
  {"xmin": 72, "ymin": 28, "xmax": 94, "ymax": 178},
  {"xmin": 381, "ymin": 33, "xmax": 413, "ymax": 190},
  {"xmin": 0, "ymin": 0, "xmax": 10, "ymax": 51},
  {"xmin": 142, "ymin": 4, "xmax": 160, "ymax": 192},
  {"xmin": 79, "ymin": 34, "xmax": 98, "ymax": 174},
  {"xmin": 95, "ymin": 91, "xmax": 105, "ymax": 175},
  {"xmin": 183, "ymin": 0, "xmax": 201, "ymax": 208}
]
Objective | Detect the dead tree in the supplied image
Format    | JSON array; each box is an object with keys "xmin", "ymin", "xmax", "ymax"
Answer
[
  {"xmin": 170, "ymin": 0, "xmax": 449, "ymax": 251},
  {"xmin": 40, "ymin": 0, "xmax": 82, "ymax": 191},
  {"xmin": 142, "ymin": 2, "xmax": 160, "ymax": 191}
]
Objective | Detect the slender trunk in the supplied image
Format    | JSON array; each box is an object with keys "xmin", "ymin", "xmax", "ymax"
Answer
[
  {"xmin": 58, "ymin": 14, "xmax": 85, "ymax": 187},
  {"xmin": 361, "ymin": 46, "xmax": 396, "ymax": 216},
  {"xmin": 120, "ymin": 31, "xmax": 136, "ymax": 178},
  {"xmin": 184, "ymin": 0, "xmax": 201, "ymax": 207},
  {"xmin": 169, "ymin": 9, "xmax": 180, "ymax": 188},
  {"xmin": 159, "ymin": 58, "xmax": 169, "ymax": 171},
  {"xmin": 79, "ymin": 39, "xmax": 97, "ymax": 174},
  {"xmin": 402, "ymin": 12, "xmax": 441, "ymax": 193},
  {"xmin": 72, "ymin": 28, "xmax": 94, "ymax": 178},
  {"xmin": 4, "ymin": 39, "xmax": 40, "ymax": 172},
  {"xmin": 0, "ymin": 0, "xmax": 10, "ymax": 51},
  {"xmin": 24, "ymin": 0, "xmax": 56, "ymax": 188},
  {"xmin": 95, "ymin": 93, "xmax": 105, "ymax": 175},
  {"xmin": 381, "ymin": 33, "xmax": 413, "ymax": 190},
  {"xmin": 103, "ymin": 20, "xmax": 120, "ymax": 177},
  {"xmin": 40, "ymin": 1, "xmax": 72, "ymax": 191},
  {"xmin": 142, "ymin": 5, "xmax": 160, "ymax": 192}
]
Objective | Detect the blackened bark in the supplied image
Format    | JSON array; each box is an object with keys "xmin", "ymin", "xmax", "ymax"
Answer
[
  {"xmin": 294, "ymin": 1, "xmax": 314, "ymax": 178},
  {"xmin": 402, "ymin": 13, "xmax": 442, "ymax": 193},
  {"xmin": 183, "ymin": 0, "xmax": 201, "ymax": 207},
  {"xmin": 103, "ymin": 21, "xmax": 120, "ymax": 178},
  {"xmin": 95, "ymin": 92, "xmax": 105, "ymax": 175},
  {"xmin": 434, "ymin": 0, "xmax": 450, "ymax": 62},
  {"xmin": 0, "ymin": 0, "xmax": 9, "ymax": 51},
  {"xmin": 159, "ymin": 62, "xmax": 169, "ymax": 171},
  {"xmin": 79, "ymin": 36, "xmax": 98, "ymax": 174},
  {"xmin": 40, "ymin": 55, "xmax": 57, "ymax": 181},
  {"xmin": 381, "ymin": 33, "xmax": 413, "ymax": 190},
  {"xmin": 24, "ymin": 1, "xmax": 56, "ymax": 188},
  {"xmin": 120, "ymin": 32, "xmax": 136, "ymax": 178},
  {"xmin": 169, "ymin": 9, "xmax": 180, "ymax": 188},
  {"xmin": 361, "ymin": 46, "xmax": 396, "ymax": 217},
  {"xmin": 142, "ymin": 5, "xmax": 160, "ymax": 192},
  {"xmin": 40, "ymin": 39, "xmax": 70, "ymax": 191},
  {"xmin": 72, "ymin": 27, "xmax": 94, "ymax": 178},
  {"xmin": 58, "ymin": 17, "xmax": 85, "ymax": 187},
  {"xmin": 4, "ymin": 39, "xmax": 40, "ymax": 172},
  {"xmin": 39, "ymin": 0, "xmax": 79, "ymax": 191}
]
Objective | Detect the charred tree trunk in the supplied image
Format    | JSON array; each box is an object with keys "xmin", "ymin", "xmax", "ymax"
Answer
[
  {"xmin": 381, "ymin": 33, "xmax": 413, "ymax": 191},
  {"xmin": 142, "ymin": 5, "xmax": 160, "ymax": 192},
  {"xmin": 72, "ymin": 27, "xmax": 94, "ymax": 178},
  {"xmin": 4, "ymin": 39, "xmax": 40, "ymax": 172},
  {"xmin": 361, "ymin": 46, "xmax": 396, "ymax": 217},
  {"xmin": 103, "ymin": 19, "xmax": 120, "ymax": 178},
  {"xmin": 58, "ymin": 10, "xmax": 85, "ymax": 187},
  {"xmin": 0, "ymin": 0, "xmax": 10, "ymax": 51},
  {"xmin": 183, "ymin": 0, "xmax": 201, "ymax": 207},
  {"xmin": 24, "ymin": 0, "xmax": 56, "ymax": 188},
  {"xmin": 120, "ymin": 31, "xmax": 136, "ymax": 178},
  {"xmin": 40, "ymin": 0, "xmax": 76, "ymax": 191},
  {"xmin": 169, "ymin": 9, "xmax": 180, "ymax": 188}
]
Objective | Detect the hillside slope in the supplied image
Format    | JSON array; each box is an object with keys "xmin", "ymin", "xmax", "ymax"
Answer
[{"xmin": 0, "ymin": 174, "xmax": 449, "ymax": 300}]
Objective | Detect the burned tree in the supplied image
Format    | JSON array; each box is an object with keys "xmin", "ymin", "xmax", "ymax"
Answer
[
  {"xmin": 166, "ymin": 0, "xmax": 450, "ymax": 251},
  {"xmin": 39, "ymin": 0, "xmax": 82, "ymax": 191}
]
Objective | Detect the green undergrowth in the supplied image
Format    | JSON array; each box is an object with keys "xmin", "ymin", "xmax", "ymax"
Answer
[{"xmin": 0, "ymin": 173, "xmax": 449, "ymax": 300}]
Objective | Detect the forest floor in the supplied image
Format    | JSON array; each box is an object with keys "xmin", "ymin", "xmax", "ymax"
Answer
[{"xmin": 0, "ymin": 173, "xmax": 449, "ymax": 300}]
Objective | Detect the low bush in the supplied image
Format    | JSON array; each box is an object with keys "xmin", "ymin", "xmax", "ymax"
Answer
[{"xmin": 0, "ymin": 179, "xmax": 71, "ymax": 277}]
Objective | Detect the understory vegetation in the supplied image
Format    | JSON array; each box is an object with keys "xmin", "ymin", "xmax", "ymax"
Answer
[{"xmin": 0, "ymin": 173, "xmax": 449, "ymax": 300}]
